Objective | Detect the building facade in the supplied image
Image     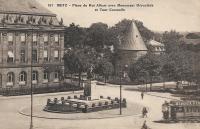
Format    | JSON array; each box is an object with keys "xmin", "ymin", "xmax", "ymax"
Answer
[
  {"xmin": 147, "ymin": 40, "xmax": 165, "ymax": 55},
  {"xmin": 0, "ymin": 0, "xmax": 65, "ymax": 90}
]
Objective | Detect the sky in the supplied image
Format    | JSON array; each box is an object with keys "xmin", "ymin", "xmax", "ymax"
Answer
[{"xmin": 36, "ymin": 0, "xmax": 200, "ymax": 32}]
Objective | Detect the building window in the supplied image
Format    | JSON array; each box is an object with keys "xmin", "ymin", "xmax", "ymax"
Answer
[
  {"xmin": 7, "ymin": 50, "xmax": 14, "ymax": 63},
  {"xmin": 8, "ymin": 33, "xmax": 13, "ymax": 45},
  {"xmin": 20, "ymin": 33, "xmax": 25, "ymax": 44},
  {"xmin": 7, "ymin": 72, "xmax": 14, "ymax": 86},
  {"xmin": 54, "ymin": 34, "xmax": 59, "ymax": 45},
  {"xmin": 32, "ymin": 71, "xmax": 38, "ymax": 84},
  {"xmin": 43, "ymin": 71, "xmax": 49, "ymax": 83},
  {"xmin": 33, "ymin": 34, "xmax": 37, "ymax": 46},
  {"xmin": 32, "ymin": 50, "xmax": 37, "ymax": 63},
  {"xmin": 43, "ymin": 50, "xmax": 48, "ymax": 62},
  {"xmin": 44, "ymin": 34, "xmax": 48, "ymax": 43},
  {"xmin": 20, "ymin": 49, "xmax": 25, "ymax": 63},
  {"xmin": 54, "ymin": 71, "xmax": 59, "ymax": 82},
  {"xmin": 54, "ymin": 50, "xmax": 59, "ymax": 60},
  {"xmin": 19, "ymin": 71, "xmax": 27, "ymax": 85}
]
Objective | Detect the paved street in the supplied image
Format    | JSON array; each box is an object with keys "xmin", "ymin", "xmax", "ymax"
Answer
[{"xmin": 0, "ymin": 81, "xmax": 200, "ymax": 129}]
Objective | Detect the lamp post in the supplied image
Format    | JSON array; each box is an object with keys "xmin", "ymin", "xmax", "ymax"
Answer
[
  {"xmin": 30, "ymin": 25, "xmax": 34, "ymax": 129},
  {"xmin": 119, "ymin": 64, "xmax": 128, "ymax": 115},
  {"xmin": 119, "ymin": 70, "xmax": 122, "ymax": 115}
]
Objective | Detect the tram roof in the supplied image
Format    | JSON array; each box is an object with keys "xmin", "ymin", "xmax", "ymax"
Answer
[{"xmin": 170, "ymin": 100, "xmax": 200, "ymax": 106}]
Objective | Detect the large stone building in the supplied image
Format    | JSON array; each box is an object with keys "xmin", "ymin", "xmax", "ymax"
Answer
[{"xmin": 0, "ymin": 0, "xmax": 65, "ymax": 91}]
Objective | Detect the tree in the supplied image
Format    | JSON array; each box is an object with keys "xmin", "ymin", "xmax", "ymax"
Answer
[
  {"xmin": 64, "ymin": 48, "xmax": 96, "ymax": 86},
  {"xmin": 162, "ymin": 30, "xmax": 183, "ymax": 54},
  {"xmin": 95, "ymin": 59, "xmax": 114, "ymax": 83},
  {"xmin": 111, "ymin": 19, "xmax": 154, "ymax": 43},
  {"xmin": 65, "ymin": 23, "xmax": 87, "ymax": 48},
  {"xmin": 86, "ymin": 22, "xmax": 110, "ymax": 52},
  {"xmin": 129, "ymin": 53, "xmax": 161, "ymax": 90}
]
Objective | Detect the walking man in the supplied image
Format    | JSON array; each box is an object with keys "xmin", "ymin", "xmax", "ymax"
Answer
[
  {"xmin": 142, "ymin": 107, "xmax": 148, "ymax": 118},
  {"xmin": 141, "ymin": 91, "xmax": 144, "ymax": 100},
  {"xmin": 141, "ymin": 120, "xmax": 148, "ymax": 129}
]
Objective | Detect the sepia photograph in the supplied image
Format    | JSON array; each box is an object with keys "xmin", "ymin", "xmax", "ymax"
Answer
[{"xmin": 0, "ymin": 0, "xmax": 200, "ymax": 129}]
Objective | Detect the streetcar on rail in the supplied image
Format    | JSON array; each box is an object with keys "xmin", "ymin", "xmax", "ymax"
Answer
[{"xmin": 162, "ymin": 100, "xmax": 200, "ymax": 120}]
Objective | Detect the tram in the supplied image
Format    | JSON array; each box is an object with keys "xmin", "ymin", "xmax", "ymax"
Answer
[{"xmin": 162, "ymin": 100, "xmax": 200, "ymax": 120}]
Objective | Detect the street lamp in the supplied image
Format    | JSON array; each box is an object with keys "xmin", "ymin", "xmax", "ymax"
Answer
[
  {"xmin": 119, "ymin": 64, "xmax": 128, "ymax": 115},
  {"xmin": 30, "ymin": 24, "xmax": 34, "ymax": 129},
  {"xmin": 119, "ymin": 69, "xmax": 122, "ymax": 115}
]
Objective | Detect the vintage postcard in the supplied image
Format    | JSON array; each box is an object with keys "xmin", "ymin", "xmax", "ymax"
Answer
[{"xmin": 0, "ymin": 0, "xmax": 200, "ymax": 129}]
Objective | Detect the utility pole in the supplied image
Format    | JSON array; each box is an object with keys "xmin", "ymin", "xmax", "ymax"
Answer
[
  {"xmin": 30, "ymin": 26, "xmax": 33, "ymax": 129},
  {"xmin": 119, "ymin": 71, "xmax": 122, "ymax": 115}
]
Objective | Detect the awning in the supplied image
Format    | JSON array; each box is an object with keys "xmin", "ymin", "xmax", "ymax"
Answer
[{"xmin": 8, "ymin": 51, "xmax": 14, "ymax": 58}]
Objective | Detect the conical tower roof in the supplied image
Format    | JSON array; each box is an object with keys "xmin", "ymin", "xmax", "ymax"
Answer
[
  {"xmin": 118, "ymin": 20, "xmax": 147, "ymax": 51},
  {"xmin": 0, "ymin": 0, "xmax": 55, "ymax": 16}
]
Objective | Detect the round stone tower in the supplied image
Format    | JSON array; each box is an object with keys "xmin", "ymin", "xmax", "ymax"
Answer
[{"xmin": 117, "ymin": 20, "xmax": 148, "ymax": 68}]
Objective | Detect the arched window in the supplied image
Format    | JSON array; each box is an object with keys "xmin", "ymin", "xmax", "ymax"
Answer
[
  {"xmin": 32, "ymin": 71, "xmax": 38, "ymax": 84},
  {"xmin": 7, "ymin": 72, "xmax": 14, "ymax": 86},
  {"xmin": 19, "ymin": 71, "xmax": 27, "ymax": 85}
]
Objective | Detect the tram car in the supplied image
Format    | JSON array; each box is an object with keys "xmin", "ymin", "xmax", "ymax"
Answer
[{"xmin": 162, "ymin": 100, "xmax": 200, "ymax": 120}]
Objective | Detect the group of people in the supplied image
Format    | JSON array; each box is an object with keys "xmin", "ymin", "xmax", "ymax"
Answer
[{"xmin": 141, "ymin": 91, "xmax": 151, "ymax": 129}]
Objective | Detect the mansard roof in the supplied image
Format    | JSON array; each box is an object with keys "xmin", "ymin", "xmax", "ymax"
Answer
[
  {"xmin": 0, "ymin": 0, "xmax": 55, "ymax": 16},
  {"xmin": 0, "ymin": 0, "xmax": 64, "ymax": 28}
]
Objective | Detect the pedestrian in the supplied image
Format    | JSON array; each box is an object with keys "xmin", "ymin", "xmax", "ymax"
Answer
[
  {"xmin": 142, "ymin": 107, "xmax": 148, "ymax": 118},
  {"xmin": 141, "ymin": 120, "xmax": 148, "ymax": 129},
  {"xmin": 141, "ymin": 91, "xmax": 144, "ymax": 100}
]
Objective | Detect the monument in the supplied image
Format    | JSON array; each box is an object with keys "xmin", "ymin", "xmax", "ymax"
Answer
[{"xmin": 44, "ymin": 68, "xmax": 127, "ymax": 113}]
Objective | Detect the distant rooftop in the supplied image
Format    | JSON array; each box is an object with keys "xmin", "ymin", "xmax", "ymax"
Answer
[
  {"xmin": 0, "ymin": 0, "xmax": 55, "ymax": 16},
  {"xmin": 148, "ymin": 40, "xmax": 164, "ymax": 47},
  {"xmin": 181, "ymin": 32, "xmax": 200, "ymax": 45}
]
